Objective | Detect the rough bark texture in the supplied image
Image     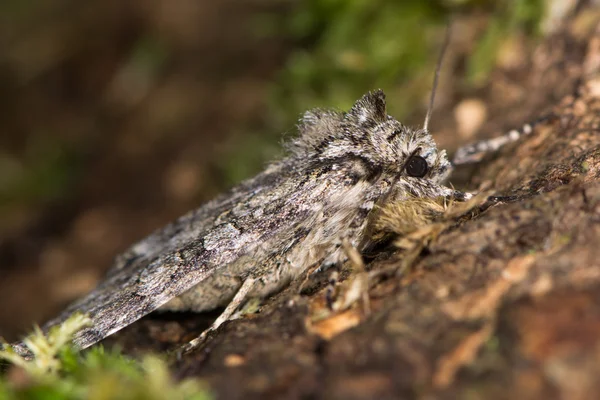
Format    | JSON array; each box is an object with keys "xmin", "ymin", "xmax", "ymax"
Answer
[{"xmin": 107, "ymin": 11, "xmax": 600, "ymax": 400}]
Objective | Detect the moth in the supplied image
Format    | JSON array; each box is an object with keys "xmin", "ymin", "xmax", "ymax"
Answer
[
  {"xmin": 28, "ymin": 88, "xmax": 463, "ymax": 353},
  {"xmin": 10, "ymin": 32, "xmax": 542, "ymax": 357}
]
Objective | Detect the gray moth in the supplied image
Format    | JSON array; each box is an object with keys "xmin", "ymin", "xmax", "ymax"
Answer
[
  {"xmin": 10, "ymin": 41, "xmax": 541, "ymax": 356},
  {"xmin": 29, "ymin": 89, "xmax": 467, "ymax": 353}
]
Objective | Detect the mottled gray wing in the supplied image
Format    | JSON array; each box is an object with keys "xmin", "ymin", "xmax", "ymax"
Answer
[{"xmin": 34, "ymin": 159, "xmax": 338, "ymax": 350}]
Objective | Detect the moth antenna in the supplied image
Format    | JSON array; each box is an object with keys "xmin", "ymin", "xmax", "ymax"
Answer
[
  {"xmin": 452, "ymin": 112, "xmax": 557, "ymax": 165},
  {"xmin": 423, "ymin": 21, "xmax": 453, "ymax": 133}
]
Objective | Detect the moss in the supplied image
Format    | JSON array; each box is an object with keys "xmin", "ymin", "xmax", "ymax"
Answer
[{"xmin": 0, "ymin": 315, "xmax": 211, "ymax": 400}]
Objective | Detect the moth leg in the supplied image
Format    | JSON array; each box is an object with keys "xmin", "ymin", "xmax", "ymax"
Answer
[
  {"xmin": 329, "ymin": 239, "xmax": 370, "ymax": 313},
  {"xmin": 452, "ymin": 113, "xmax": 556, "ymax": 165},
  {"xmin": 182, "ymin": 277, "xmax": 256, "ymax": 353}
]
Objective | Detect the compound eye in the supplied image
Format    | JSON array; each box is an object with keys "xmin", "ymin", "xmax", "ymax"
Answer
[{"xmin": 405, "ymin": 155, "xmax": 428, "ymax": 178}]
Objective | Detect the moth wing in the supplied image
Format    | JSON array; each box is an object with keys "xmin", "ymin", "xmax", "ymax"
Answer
[
  {"xmin": 37, "ymin": 162, "xmax": 311, "ymax": 350},
  {"xmin": 42, "ymin": 245, "xmax": 215, "ymax": 349}
]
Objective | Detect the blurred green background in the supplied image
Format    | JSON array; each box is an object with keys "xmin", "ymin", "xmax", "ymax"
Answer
[{"xmin": 0, "ymin": 0, "xmax": 546, "ymax": 340}]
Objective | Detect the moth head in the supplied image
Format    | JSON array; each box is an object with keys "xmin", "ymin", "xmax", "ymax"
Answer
[
  {"xmin": 345, "ymin": 90, "xmax": 451, "ymax": 183},
  {"xmin": 292, "ymin": 90, "xmax": 463, "ymax": 199},
  {"xmin": 342, "ymin": 89, "xmax": 452, "ymax": 183}
]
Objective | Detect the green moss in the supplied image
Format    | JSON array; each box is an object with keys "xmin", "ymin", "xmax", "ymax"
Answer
[{"xmin": 0, "ymin": 315, "xmax": 212, "ymax": 400}]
